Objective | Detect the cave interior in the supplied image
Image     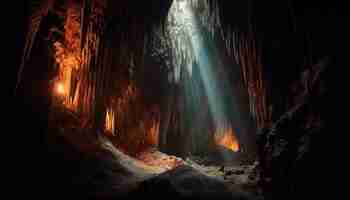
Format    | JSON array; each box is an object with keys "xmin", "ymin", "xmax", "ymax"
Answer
[{"xmin": 12, "ymin": 0, "xmax": 338, "ymax": 199}]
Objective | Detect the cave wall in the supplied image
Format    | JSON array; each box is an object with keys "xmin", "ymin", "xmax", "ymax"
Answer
[
  {"xmin": 14, "ymin": 0, "xmax": 174, "ymax": 156},
  {"xmin": 15, "ymin": 0, "xmax": 262, "ymax": 159},
  {"xmin": 185, "ymin": 1, "xmax": 338, "ymax": 197},
  {"xmin": 250, "ymin": 1, "xmax": 340, "ymax": 199},
  {"xmin": 15, "ymin": 0, "xmax": 340, "ymax": 179},
  {"xmin": 251, "ymin": 0, "xmax": 341, "ymax": 117},
  {"xmin": 55, "ymin": 0, "xmax": 173, "ymax": 156}
]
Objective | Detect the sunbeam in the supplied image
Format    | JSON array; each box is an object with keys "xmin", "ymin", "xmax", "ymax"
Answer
[{"xmin": 168, "ymin": 0, "xmax": 240, "ymax": 154}]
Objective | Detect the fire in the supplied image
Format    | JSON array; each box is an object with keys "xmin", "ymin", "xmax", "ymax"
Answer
[
  {"xmin": 105, "ymin": 108, "xmax": 115, "ymax": 135},
  {"xmin": 214, "ymin": 126, "xmax": 239, "ymax": 152},
  {"xmin": 55, "ymin": 82, "xmax": 65, "ymax": 95}
]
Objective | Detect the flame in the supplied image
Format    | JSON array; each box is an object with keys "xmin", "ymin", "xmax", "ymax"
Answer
[
  {"xmin": 105, "ymin": 108, "xmax": 115, "ymax": 135},
  {"xmin": 214, "ymin": 126, "xmax": 239, "ymax": 152},
  {"xmin": 148, "ymin": 119, "xmax": 160, "ymax": 146},
  {"xmin": 55, "ymin": 82, "xmax": 65, "ymax": 95}
]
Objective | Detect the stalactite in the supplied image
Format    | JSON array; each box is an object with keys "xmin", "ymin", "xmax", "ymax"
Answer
[
  {"xmin": 186, "ymin": 0, "xmax": 272, "ymax": 130},
  {"xmin": 17, "ymin": 14, "xmax": 41, "ymax": 88},
  {"xmin": 15, "ymin": 0, "xmax": 52, "ymax": 94}
]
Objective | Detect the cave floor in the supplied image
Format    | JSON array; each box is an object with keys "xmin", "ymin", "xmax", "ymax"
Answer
[{"xmin": 47, "ymin": 107, "xmax": 261, "ymax": 199}]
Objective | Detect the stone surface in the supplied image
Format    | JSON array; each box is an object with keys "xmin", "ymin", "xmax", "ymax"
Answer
[
  {"xmin": 130, "ymin": 165, "xmax": 259, "ymax": 199},
  {"xmin": 257, "ymin": 58, "xmax": 329, "ymax": 199}
]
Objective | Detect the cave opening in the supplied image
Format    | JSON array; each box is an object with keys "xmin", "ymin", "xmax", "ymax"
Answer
[{"xmin": 13, "ymin": 0, "xmax": 336, "ymax": 199}]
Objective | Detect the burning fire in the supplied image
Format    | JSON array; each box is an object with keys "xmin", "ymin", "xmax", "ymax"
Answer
[
  {"xmin": 214, "ymin": 126, "xmax": 239, "ymax": 152},
  {"xmin": 55, "ymin": 82, "xmax": 65, "ymax": 95},
  {"xmin": 105, "ymin": 108, "xmax": 115, "ymax": 135}
]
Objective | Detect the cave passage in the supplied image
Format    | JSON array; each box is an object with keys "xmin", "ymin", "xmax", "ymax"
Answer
[
  {"xmin": 165, "ymin": 0, "xmax": 242, "ymax": 155},
  {"xmin": 14, "ymin": 0, "xmax": 335, "ymax": 199}
]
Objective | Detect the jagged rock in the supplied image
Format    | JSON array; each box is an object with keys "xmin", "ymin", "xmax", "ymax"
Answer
[
  {"xmin": 258, "ymin": 58, "xmax": 329, "ymax": 199},
  {"xmin": 220, "ymin": 166, "xmax": 225, "ymax": 172},
  {"xmin": 130, "ymin": 165, "xmax": 259, "ymax": 199},
  {"xmin": 233, "ymin": 170, "xmax": 245, "ymax": 175}
]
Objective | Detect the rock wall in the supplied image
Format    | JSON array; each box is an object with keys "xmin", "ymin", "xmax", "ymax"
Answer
[{"xmin": 257, "ymin": 58, "xmax": 329, "ymax": 199}]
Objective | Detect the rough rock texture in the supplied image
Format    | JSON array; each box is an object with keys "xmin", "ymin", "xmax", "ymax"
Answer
[
  {"xmin": 130, "ymin": 165, "xmax": 259, "ymax": 200},
  {"xmin": 257, "ymin": 58, "xmax": 330, "ymax": 199},
  {"xmin": 47, "ymin": 107, "xmax": 261, "ymax": 199},
  {"xmin": 186, "ymin": 156, "xmax": 261, "ymax": 195}
]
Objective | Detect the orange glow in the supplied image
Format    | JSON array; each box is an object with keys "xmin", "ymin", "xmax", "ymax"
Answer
[
  {"xmin": 105, "ymin": 109, "xmax": 115, "ymax": 135},
  {"xmin": 147, "ymin": 119, "xmax": 160, "ymax": 146},
  {"xmin": 214, "ymin": 126, "xmax": 239, "ymax": 152},
  {"xmin": 137, "ymin": 149, "xmax": 184, "ymax": 171},
  {"xmin": 52, "ymin": 4, "xmax": 81, "ymax": 109},
  {"xmin": 55, "ymin": 82, "xmax": 65, "ymax": 95}
]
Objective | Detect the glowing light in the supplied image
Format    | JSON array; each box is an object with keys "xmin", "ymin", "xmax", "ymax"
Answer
[
  {"xmin": 137, "ymin": 149, "xmax": 184, "ymax": 171},
  {"xmin": 214, "ymin": 127, "xmax": 239, "ymax": 152},
  {"xmin": 178, "ymin": 0, "xmax": 187, "ymax": 12},
  {"xmin": 105, "ymin": 108, "xmax": 115, "ymax": 135},
  {"xmin": 168, "ymin": 0, "xmax": 242, "ymax": 156},
  {"xmin": 55, "ymin": 82, "xmax": 65, "ymax": 95},
  {"xmin": 148, "ymin": 119, "xmax": 160, "ymax": 146}
]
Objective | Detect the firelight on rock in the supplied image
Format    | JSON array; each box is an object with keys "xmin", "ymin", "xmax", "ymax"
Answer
[{"xmin": 55, "ymin": 82, "xmax": 65, "ymax": 95}]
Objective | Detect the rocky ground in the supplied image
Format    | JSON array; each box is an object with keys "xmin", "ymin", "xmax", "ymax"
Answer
[
  {"xmin": 130, "ymin": 165, "xmax": 259, "ymax": 199},
  {"xmin": 185, "ymin": 156, "xmax": 261, "ymax": 195},
  {"xmin": 46, "ymin": 108, "xmax": 261, "ymax": 199}
]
